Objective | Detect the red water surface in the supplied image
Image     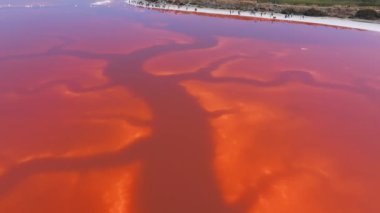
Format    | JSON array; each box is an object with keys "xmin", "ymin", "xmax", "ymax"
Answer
[{"xmin": 0, "ymin": 4, "xmax": 380, "ymax": 213}]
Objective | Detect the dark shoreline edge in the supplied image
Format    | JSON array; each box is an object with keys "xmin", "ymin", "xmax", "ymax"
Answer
[{"xmin": 145, "ymin": 0, "xmax": 380, "ymax": 21}]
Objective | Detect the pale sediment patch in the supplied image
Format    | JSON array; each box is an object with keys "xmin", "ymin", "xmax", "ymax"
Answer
[{"xmin": 91, "ymin": 0, "xmax": 112, "ymax": 6}]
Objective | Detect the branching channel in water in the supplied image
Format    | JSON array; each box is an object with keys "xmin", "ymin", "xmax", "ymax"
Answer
[{"xmin": 0, "ymin": 36, "xmax": 374, "ymax": 213}]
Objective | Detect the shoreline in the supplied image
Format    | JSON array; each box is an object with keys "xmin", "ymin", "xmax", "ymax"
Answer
[{"xmin": 125, "ymin": 0, "xmax": 380, "ymax": 32}]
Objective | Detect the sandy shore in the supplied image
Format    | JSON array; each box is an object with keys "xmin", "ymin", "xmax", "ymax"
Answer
[{"xmin": 125, "ymin": 0, "xmax": 380, "ymax": 33}]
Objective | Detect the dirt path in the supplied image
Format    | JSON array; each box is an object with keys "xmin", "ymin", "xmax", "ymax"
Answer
[{"xmin": 125, "ymin": 0, "xmax": 380, "ymax": 32}]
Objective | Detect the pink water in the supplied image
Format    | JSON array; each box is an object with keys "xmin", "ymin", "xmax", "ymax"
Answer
[{"xmin": 0, "ymin": 2, "xmax": 380, "ymax": 213}]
